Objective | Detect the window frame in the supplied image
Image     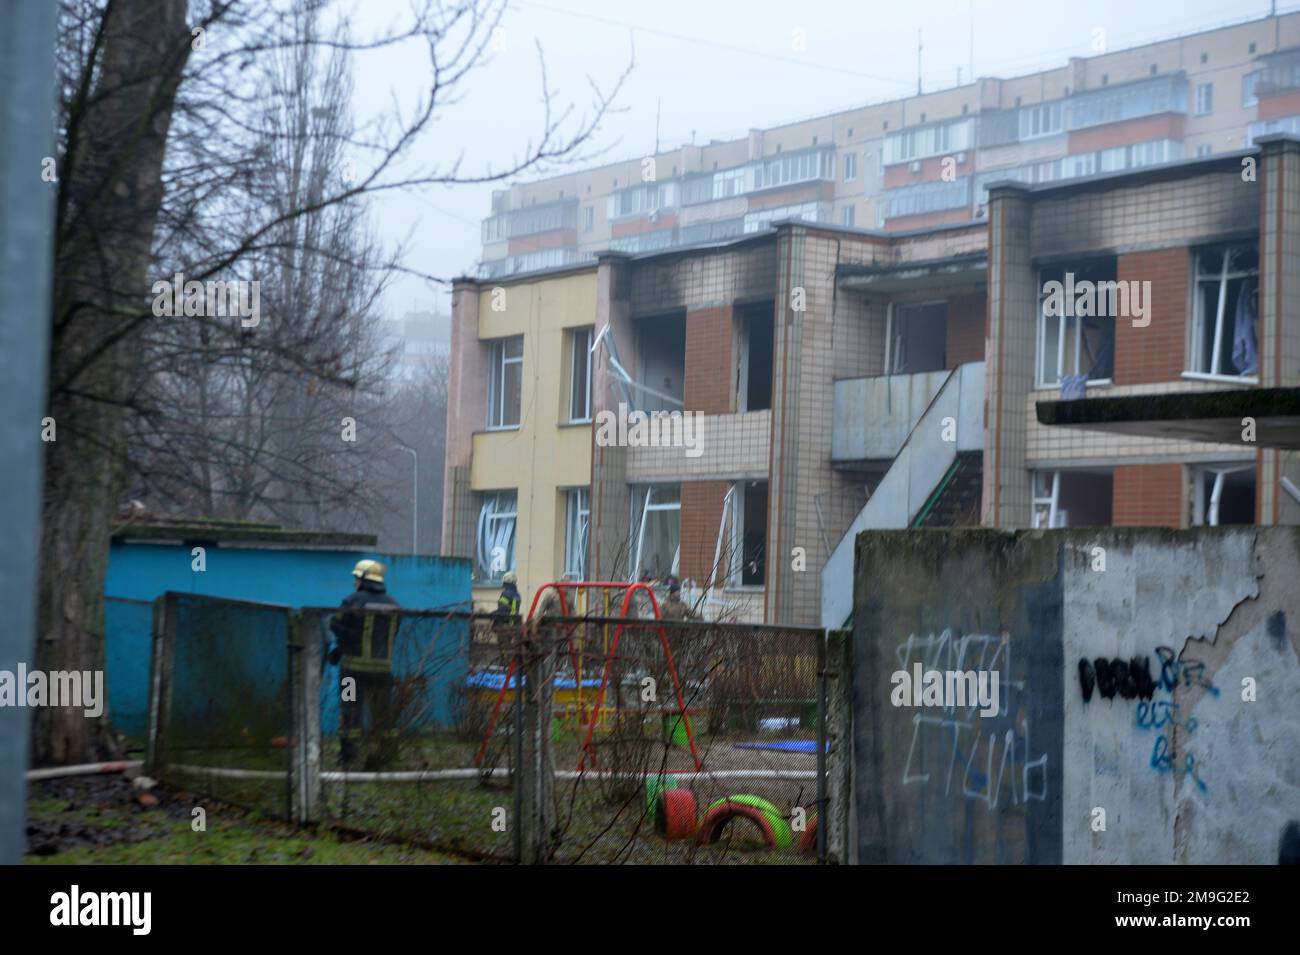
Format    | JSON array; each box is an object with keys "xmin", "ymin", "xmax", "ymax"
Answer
[
  {"xmin": 1187, "ymin": 243, "xmax": 1259, "ymax": 381},
  {"xmin": 1242, "ymin": 71, "xmax": 1261, "ymax": 108},
  {"xmin": 1034, "ymin": 266, "xmax": 1117, "ymax": 390},
  {"xmin": 1191, "ymin": 464, "xmax": 1255, "ymax": 526},
  {"xmin": 475, "ymin": 491, "xmax": 518, "ymax": 582},
  {"xmin": 487, "ymin": 335, "xmax": 524, "ymax": 429},
  {"xmin": 1195, "ymin": 81, "xmax": 1214, "ymax": 115},
  {"xmin": 885, "ymin": 300, "xmax": 948, "ymax": 375},
  {"xmin": 563, "ymin": 487, "xmax": 590, "ymax": 580},
  {"xmin": 727, "ymin": 480, "xmax": 768, "ymax": 589},
  {"xmin": 629, "ymin": 484, "xmax": 681, "ymax": 581},
  {"xmin": 1031, "ymin": 470, "xmax": 1063, "ymax": 528},
  {"xmin": 1019, "ymin": 102, "xmax": 1062, "ymax": 140},
  {"xmin": 567, "ymin": 326, "xmax": 593, "ymax": 423}
]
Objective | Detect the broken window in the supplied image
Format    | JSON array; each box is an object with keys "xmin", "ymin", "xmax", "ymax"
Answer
[
  {"xmin": 563, "ymin": 488, "xmax": 589, "ymax": 579},
  {"xmin": 1192, "ymin": 464, "xmax": 1255, "ymax": 526},
  {"xmin": 487, "ymin": 336, "xmax": 523, "ymax": 428},
  {"xmin": 736, "ymin": 304, "xmax": 774, "ymax": 411},
  {"xmin": 630, "ymin": 484, "xmax": 680, "ymax": 581},
  {"xmin": 1036, "ymin": 261, "xmax": 1116, "ymax": 390},
  {"xmin": 729, "ymin": 480, "xmax": 768, "ymax": 587},
  {"xmin": 634, "ymin": 312, "xmax": 686, "ymax": 413},
  {"xmin": 475, "ymin": 491, "xmax": 517, "ymax": 581},
  {"xmin": 1191, "ymin": 244, "xmax": 1258, "ymax": 378},
  {"xmin": 887, "ymin": 302, "xmax": 948, "ymax": 374},
  {"xmin": 568, "ymin": 327, "xmax": 593, "ymax": 422},
  {"xmin": 1031, "ymin": 469, "xmax": 1114, "ymax": 528}
]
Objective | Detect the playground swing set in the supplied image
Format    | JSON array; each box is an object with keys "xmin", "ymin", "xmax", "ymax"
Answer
[
  {"xmin": 469, "ymin": 579, "xmax": 820, "ymax": 855},
  {"xmin": 473, "ymin": 580, "xmax": 702, "ymax": 773}
]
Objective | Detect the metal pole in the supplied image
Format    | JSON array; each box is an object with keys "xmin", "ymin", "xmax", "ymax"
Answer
[
  {"xmin": 816, "ymin": 631, "xmax": 828, "ymax": 863},
  {"xmin": 0, "ymin": 0, "xmax": 58, "ymax": 864},
  {"xmin": 397, "ymin": 444, "xmax": 417, "ymax": 554}
]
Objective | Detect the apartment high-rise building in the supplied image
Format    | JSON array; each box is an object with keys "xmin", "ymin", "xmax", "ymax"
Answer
[{"xmin": 477, "ymin": 10, "xmax": 1300, "ymax": 280}]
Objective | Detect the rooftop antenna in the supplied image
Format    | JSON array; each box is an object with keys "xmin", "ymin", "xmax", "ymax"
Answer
[
  {"xmin": 917, "ymin": 29, "xmax": 923, "ymax": 95},
  {"xmin": 654, "ymin": 97, "xmax": 661, "ymax": 156},
  {"xmin": 969, "ymin": 0, "xmax": 975, "ymax": 84}
]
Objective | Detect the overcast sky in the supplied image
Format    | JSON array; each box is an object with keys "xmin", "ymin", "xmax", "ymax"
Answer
[{"xmin": 348, "ymin": 0, "xmax": 1284, "ymax": 318}]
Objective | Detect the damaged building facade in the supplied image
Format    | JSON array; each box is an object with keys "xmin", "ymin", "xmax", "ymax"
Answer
[
  {"xmin": 444, "ymin": 137, "xmax": 1300, "ymax": 622},
  {"xmin": 444, "ymin": 93, "xmax": 1300, "ymax": 623}
]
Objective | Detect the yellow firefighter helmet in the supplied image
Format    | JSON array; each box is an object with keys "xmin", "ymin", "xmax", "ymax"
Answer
[{"xmin": 351, "ymin": 558, "xmax": 386, "ymax": 585}]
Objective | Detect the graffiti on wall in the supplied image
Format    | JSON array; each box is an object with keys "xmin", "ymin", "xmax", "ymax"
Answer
[
  {"xmin": 1078, "ymin": 645, "xmax": 1216, "ymax": 793},
  {"xmin": 897, "ymin": 630, "xmax": 1048, "ymax": 811}
]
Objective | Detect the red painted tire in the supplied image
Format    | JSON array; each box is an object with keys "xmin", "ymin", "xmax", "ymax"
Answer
[
  {"xmin": 798, "ymin": 814, "xmax": 819, "ymax": 853},
  {"xmin": 656, "ymin": 788, "xmax": 698, "ymax": 840},
  {"xmin": 695, "ymin": 800, "xmax": 780, "ymax": 849}
]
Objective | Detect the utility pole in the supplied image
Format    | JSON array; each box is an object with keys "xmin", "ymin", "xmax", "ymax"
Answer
[{"xmin": 0, "ymin": 0, "xmax": 58, "ymax": 864}]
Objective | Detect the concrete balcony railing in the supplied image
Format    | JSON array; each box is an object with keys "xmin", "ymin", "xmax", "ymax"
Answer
[
  {"xmin": 831, "ymin": 369, "xmax": 951, "ymax": 464},
  {"xmin": 624, "ymin": 409, "xmax": 770, "ymax": 483}
]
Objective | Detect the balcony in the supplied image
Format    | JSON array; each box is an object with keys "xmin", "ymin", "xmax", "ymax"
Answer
[
  {"xmin": 481, "ymin": 197, "xmax": 578, "ymax": 244},
  {"xmin": 1065, "ymin": 74, "xmax": 1187, "ymax": 131},
  {"xmin": 831, "ymin": 370, "xmax": 952, "ymax": 465},
  {"xmin": 624, "ymin": 410, "xmax": 770, "ymax": 483}
]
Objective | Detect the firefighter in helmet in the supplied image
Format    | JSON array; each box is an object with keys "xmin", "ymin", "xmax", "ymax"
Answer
[
  {"xmin": 329, "ymin": 559, "xmax": 400, "ymax": 769},
  {"xmin": 493, "ymin": 571, "xmax": 521, "ymax": 620}
]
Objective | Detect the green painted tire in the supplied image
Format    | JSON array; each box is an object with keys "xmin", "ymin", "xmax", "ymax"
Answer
[{"xmin": 703, "ymin": 794, "xmax": 792, "ymax": 850}]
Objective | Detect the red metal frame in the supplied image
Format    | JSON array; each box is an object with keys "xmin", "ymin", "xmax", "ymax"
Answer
[{"xmin": 471, "ymin": 581, "xmax": 701, "ymax": 773}]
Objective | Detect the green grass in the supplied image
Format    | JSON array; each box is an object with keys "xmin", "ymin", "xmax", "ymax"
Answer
[{"xmin": 26, "ymin": 787, "xmax": 466, "ymax": 865}]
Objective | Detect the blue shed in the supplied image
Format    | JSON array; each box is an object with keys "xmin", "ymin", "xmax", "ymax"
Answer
[{"xmin": 105, "ymin": 519, "xmax": 471, "ymax": 739}]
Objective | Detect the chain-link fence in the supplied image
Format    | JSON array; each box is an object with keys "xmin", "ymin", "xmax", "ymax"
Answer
[
  {"xmin": 148, "ymin": 593, "xmax": 296, "ymax": 819},
  {"xmin": 303, "ymin": 607, "xmax": 518, "ymax": 861},
  {"xmin": 535, "ymin": 616, "xmax": 829, "ymax": 864},
  {"xmin": 147, "ymin": 594, "xmax": 845, "ymax": 863}
]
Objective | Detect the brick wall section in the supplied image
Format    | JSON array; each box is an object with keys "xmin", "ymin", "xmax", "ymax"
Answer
[
  {"xmin": 684, "ymin": 306, "xmax": 733, "ymax": 413},
  {"xmin": 679, "ymin": 480, "xmax": 729, "ymax": 583},
  {"xmin": 946, "ymin": 292, "xmax": 986, "ymax": 367},
  {"xmin": 1115, "ymin": 248, "xmax": 1188, "ymax": 385},
  {"xmin": 1113, "ymin": 463, "xmax": 1184, "ymax": 527}
]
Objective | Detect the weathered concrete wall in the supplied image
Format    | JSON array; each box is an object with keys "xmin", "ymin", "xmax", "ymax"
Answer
[{"xmin": 852, "ymin": 527, "xmax": 1300, "ymax": 864}]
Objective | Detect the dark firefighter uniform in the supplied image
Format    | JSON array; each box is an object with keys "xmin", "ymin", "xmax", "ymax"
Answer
[
  {"xmin": 493, "ymin": 572, "xmax": 521, "ymax": 619},
  {"xmin": 329, "ymin": 559, "xmax": 400, "ymax": 769}
]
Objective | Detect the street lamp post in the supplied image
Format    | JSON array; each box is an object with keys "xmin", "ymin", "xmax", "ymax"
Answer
[{"xmin": 397, "ymin": 444, "xmax": 418, "ymax": 555}]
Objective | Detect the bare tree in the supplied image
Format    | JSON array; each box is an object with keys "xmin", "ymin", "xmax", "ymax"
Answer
[
  {"xmin": 40, "ymin": 0, "xmax": 629, "ymax": 763},
  {"xmin": 127, "ymin": 4, "xmax": 396, "ymax": 527}
]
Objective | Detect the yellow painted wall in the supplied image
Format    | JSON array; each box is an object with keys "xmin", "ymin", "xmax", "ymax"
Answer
[{"xmin": 469, "ymin": 268, "xmax": 596, "ymax": 611}]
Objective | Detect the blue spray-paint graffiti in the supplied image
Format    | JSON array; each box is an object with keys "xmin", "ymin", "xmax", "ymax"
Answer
[{"xmin": 1078, "ymin": 645, "xmax": 1215, "ymax": 794}]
